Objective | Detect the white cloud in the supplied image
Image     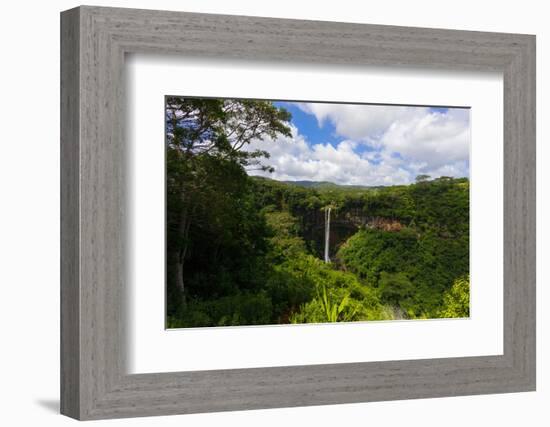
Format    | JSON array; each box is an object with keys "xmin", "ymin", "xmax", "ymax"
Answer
[
  {"xmin": 245, "ymin": 104, "xmax": 470, "ymax": 186},
  {"xmin": 246, "ymin": 125, "xmax": 414, "ymax": 186},
  {"xmin": 296, "ymin": 102, "xmax": 427, "ymax": 142},
  {"xmin": 380, "ymin": 108, "xmax": 470, "ymax": 172}
]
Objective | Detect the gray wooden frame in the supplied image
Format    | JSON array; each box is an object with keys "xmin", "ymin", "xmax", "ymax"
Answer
[{"xmin": 60, "ymin": 5, "xmax": 536, "ymax": 420}]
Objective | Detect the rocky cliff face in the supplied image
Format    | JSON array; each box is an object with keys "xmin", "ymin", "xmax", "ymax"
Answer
[{"xmin": 299, "ymin": 206, "xmax": 404, "ymax": 259}]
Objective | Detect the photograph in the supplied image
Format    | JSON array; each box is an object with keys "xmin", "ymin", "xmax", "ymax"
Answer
[{"xmin": 165, "ymin": 97, "xmax": 471, "ymax": 328}]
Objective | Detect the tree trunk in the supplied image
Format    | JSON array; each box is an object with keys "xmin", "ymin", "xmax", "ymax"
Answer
[
  {"xmin": 175, "ymin": 255, "xmax": 185, "ymax": 298},
  {"xmin": 176, "ymin": 202, "xmax": 191, "ymax": 304}
]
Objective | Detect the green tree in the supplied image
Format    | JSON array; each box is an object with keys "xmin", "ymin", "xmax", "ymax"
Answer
[
  {"xmin": 415, "ymin": 174, "xmax": 431, "ymax": 183},
  {"xmin": 378, "ymin": 272, "xmax": 414, "ymax": 307},
  {"xmin": 166, "ymin": 97, "xmax": 291, "ymax": 309},
  {"xmin": 264, "ymin": 210, "xmax": 307, "ymax": 263},
  {"xmin": 439, "ymin": 275, "xmax": 470, "ymax": 318}
]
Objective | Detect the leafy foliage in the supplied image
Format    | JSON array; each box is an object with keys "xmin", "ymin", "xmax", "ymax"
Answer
[
  {"xmin": 438, "ymin": 275, "xmax": 470, "ymax": 318},
  {"xmin": 332, "ymin": 177, "xmax": 470, "ymax": 317}
]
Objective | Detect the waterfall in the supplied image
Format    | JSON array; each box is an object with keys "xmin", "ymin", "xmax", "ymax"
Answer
[{"xmin": 324, "ymin": 207, "xmax": 331, "ymax": 263}]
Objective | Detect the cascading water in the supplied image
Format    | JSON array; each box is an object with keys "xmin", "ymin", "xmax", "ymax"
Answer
[{"xmin": 324, "ymin": 207, "xmax": 331, "ymax": 263}]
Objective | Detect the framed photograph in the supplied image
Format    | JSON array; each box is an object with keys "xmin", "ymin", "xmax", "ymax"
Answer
[
  {"xmin": 163, "ymin": 97, "xmax": 472, "ymax": 329},
  {"xmin": 61, "ymin": 5, "xmax": 536, "ymax": 420}
]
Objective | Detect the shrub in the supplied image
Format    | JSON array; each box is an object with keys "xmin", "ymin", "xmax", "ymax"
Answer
[
  {"xmin": 438, "ymin": 275, "xmax": 470, "ymax": 318},
  {"xmin": 170, "ymin": 292, "xmax": 273, "ymax": 328}
]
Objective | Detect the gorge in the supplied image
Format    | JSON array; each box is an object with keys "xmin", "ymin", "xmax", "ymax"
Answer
[{"xmin": 167, "ymin": 174, "xmax": 470, "ymax": 327}]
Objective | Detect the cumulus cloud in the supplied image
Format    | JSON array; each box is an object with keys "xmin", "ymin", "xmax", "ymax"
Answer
[
  {"xmin": 296, "ymin": 102, "xmax": 426, "ymax": 142},
  {"xmin": 246, "ymin": 125, "xmax": 414, "ymax": 186},
  {"xmin": 245, "ymin": 104, "xmax": 470, "ymax": 186},
  {"xmin": 380, "ymin": 108, "xmax": 470, "ymax": 172}
]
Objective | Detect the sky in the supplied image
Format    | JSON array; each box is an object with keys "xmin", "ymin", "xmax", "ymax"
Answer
[{"xmin": 245, "ymin": 101, "xmax": 470, "ymax": 186}]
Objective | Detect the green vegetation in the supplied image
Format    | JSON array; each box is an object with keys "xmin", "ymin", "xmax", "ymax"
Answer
[
  {"xmin": 166, "ymin": 97, "xmax": 470, "ymax": 328},
  {"xmin": 438, "ymin": 275, "xmax": 470, "ymax": 318}
]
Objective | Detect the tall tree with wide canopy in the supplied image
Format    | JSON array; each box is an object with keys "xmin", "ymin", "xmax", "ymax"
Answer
[{"xmin": 165, "ymin": 97, "xmax": 292, "ymax": 308}]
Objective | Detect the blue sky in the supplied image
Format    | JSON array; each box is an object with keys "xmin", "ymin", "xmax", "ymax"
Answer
[
  {"xmin": 273, "ymin": 102, "xmax": 341, "ymax": 148},
  {"xmin": 246, "ymin": 101, "xmax": 470, "ymax": 186}
]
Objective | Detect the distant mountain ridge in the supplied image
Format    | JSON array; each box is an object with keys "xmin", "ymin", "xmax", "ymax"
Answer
[
  {"xmin": 251, "ymin": 176, "xmax": 467, "ymax": 191},
  {"xmin": 249, "ymin": 176, "xmax": 382, "ymax": 190},
  {"xmin": 282, "ymin": 180, "xmax": 377, "ymax": 190}
]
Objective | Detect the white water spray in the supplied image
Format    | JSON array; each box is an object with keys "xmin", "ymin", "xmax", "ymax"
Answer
[{"xmin": 324, "ymin": 207, "xmax": 331, "ymax": 263}]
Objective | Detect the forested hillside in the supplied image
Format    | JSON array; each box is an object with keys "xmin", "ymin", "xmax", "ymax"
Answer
[{"xmin": 167, "ymin": 174, "xmax": 469, "ymax": 327}]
